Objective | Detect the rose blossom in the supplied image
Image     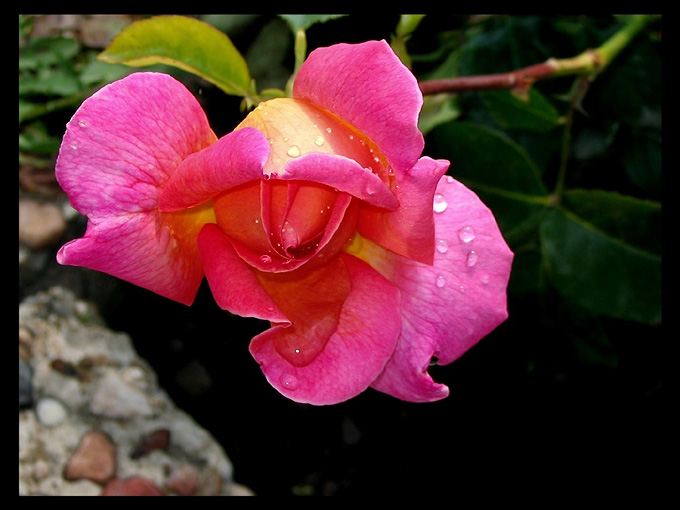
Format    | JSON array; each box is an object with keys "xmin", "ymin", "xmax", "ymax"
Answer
[{"xmin": 55, "ymin": 40, "xmax": 513, "ymax": 405}]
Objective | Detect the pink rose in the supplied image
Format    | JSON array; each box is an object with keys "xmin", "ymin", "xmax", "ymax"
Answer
[{"xmin": 56, "ymin": 40, "xmax": 513, "ymax": 404}]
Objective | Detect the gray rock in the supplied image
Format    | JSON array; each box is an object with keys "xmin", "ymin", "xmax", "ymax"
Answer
[
  {"xmin": 19, "ymin": 359, "xmax": 33, "ymax": 409},
  {"xmin": 19, "ymin": 287, "xmax": 253, "ymax": 496}
]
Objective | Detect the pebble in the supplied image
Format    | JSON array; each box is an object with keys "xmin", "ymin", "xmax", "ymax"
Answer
[
  {"xmin": 89, "ymin": 371, "xmax": 154, "ymax": 419},
  {"xmin": 64, "ymin": 429, "xmax": 117, "ymax": 485},
  {"xmin": 35, "ymin": 397, "xmax": 68, "ymax": 427},
  {"xmin": 130, "ymin": 429, "xmax": 170, "ymax": 459},
  {"xmin": 18, "ymin": 199, "xmax": 67, "ymax": 249},
  {"xmin": 165, "ymin": 464, "xmax": 199, "ymax": 496},
  {"xmin": 195, "ymin": 469, "xmax": 223, "ymax": 496},
  {"xmin": 19, "ymin": 359, "xmax": 34, "ymax": 409},
  {"xmin": 102, "ymin": 476, "xmax": 165, "ymax": 496}
]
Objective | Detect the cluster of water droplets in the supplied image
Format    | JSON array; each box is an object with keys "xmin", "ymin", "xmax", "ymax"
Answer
[{"xmin": 432, "ymin": 178, "xmax": 484, "ymax": 292}]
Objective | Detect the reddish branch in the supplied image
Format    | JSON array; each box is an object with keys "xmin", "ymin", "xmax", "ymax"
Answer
[
  {"xmin": 417, "ymin": 14, "xmax": 657, "ymax": 96},
  {"xmin": 419, "ymin": 60, "xmax": 566, "ymax": 96}
]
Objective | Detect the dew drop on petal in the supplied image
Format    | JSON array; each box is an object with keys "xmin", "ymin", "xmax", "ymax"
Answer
[
  {"xmin": 71, "ymin": 144, "xmax": 78, "ymax": 150},
  {"xmin": 314, "ymin": 135, "xmax": 325, "ymax": 146},
  {"xmin": 433, "ymin": 193, "xmax": 448, "ymax": 213},
  {"xmin": 259, "ymin": 254, "xmax": 272, "ymax": 264},
  {"xmin": 446, "ymin": 175, "xmax": 454, "ymax": 183},
  {"xmin": 466, "ymin": 250, "xmax": 478, "ymax": 267},
  {"xmin": 458, "ymin": 226, "xmax": 476, "ymax": 243},
  {"xmin": 287, "ymin": 145, "xmax": 301, "ymax": 158},
  {"xmin": 436, "ymin": 239, "xmax": 449, "ymax": 254},
  {"xmin": 281, "ymin": 374, "xmax": 299, "ymax": 391},
  {"xmin": 78, "ymin": 120, "xmax": 86, "ymax": 127},
  {"xmin": 326, "ymin": 127, "xmax": 332, "ymax": 134},
  {"xmin": 435, "ymin": 275, "xmax": 446, "ymax": 288}
]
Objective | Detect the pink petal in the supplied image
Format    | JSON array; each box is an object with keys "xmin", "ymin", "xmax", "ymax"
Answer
[
  {"xmin": 158, "ymin": 128, "xmax": 270, "ymax": 212},
  {"xmin": 197, "ymin": 224, "xmax": 287, "ymax": 322},
  {"xmin": 55, "ymin": 72, "xmax": 217, "ymax": 305},
  {"xmin": 249, "ymin": 254, "xmax": 401, "ymax": 405},
  {"xmin": 351, "ymin": 176, "xmax": 513, "ymax": 402},
  {"xmin": 281, "ymin": 153, "xmax": 399, "ymax": 210},
  {"xmin": 293, "ymin": 40, "xmax": 424, "ymax": 174},
  {"xmin": 358, "ymin": 156, "xmax": 449, "ymax": 265}
]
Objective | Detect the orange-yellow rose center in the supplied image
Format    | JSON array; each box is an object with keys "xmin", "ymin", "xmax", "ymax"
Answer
[{"xmin": 210, "ymin": 98, "xmax": 389, "ymax": 268}]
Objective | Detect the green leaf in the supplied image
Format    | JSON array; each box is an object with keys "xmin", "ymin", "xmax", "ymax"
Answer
[
  {"xmin": 98, "ymin": 15, "xmax": 252, "ymax": 98},
  {"xmin": 540, "ymin": 204, "xmax": 661, "ymax": 323},
  {"xmin": 19, "ymin": 67, "xmax": 82, "ymax": 97},
  {"xmin": 481, "ymin": 88, "xmax": 564, "ymax": 132},
  {"xmin": 278, "ymin": 14, "xmax": 346, "ymax": 32},
  {"xmin": 245, "ymin": 18, "xmax": 293, "ymax": 92},
  {"xmin": 428, "ymin": 121, "xmax": 549, "ymax": 241},
  {"xmin": 562, "ymin": 189, "xmax": 661, "ymax": 255},
  {"xmin": 430, "ymin": 121, "xmax": 547, "ymax": 196},
  {"xmin": 19, "ymin": 122, "xmax": 61, "ymax": 155},
  {"xmin": 418, "ymin": 94, "xmax": 460, "ymax": 135},
  {"xmin": 18, "ymin": 36, "xmax": 81, "ymax": 71},
  {"xmin": 621, "ymin": 127, "xmax": 662, "ymax": 196}
]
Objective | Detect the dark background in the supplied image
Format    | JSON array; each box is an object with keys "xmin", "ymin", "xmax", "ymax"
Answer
[{"xmin": 20, "ymin": 15, "xmax": 666, "ymax": 496}]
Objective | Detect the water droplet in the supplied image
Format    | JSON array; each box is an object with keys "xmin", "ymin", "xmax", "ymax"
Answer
[
  {"xmin": 314, "ymin": 135, "xmax": 325, "ymax": 146},
  {"xmin": 458, "ymin": 226, "xmax": 476, "ymax": 243},
  {"xmin": 254, "ymin": 219, "xmax": 259, "ymax": 224},
  {"xmin": 446, "ymin": 175, "xmax": 454, "ymax": 183},
  {"xmin": 466, "ymin": 250, "xmax": 478, "ymax": 267},
  {"xmin": 259, "ymin": 254, "xmax": 272, "ymax": 264},
  {"xmin": 287, "ymin": 145, "xmax": 301, "ymax": 158},
  {"xmin": 458, "ymin": 285, "xmax": 466, "ymax": 293},
  {"xmin": 481, "ymin": 274, "xmax": 490, "ymax": 284},
  {"xmin": 78, "ymin": 120, "xmax": 86, "ymax": 127},
  {"xmin": 433, "ymin": 193, "xmax": 447, "ymax": 213},
  {"xmin": 435, "ymin": 275, "xmax": 446, "ymax": 288},
  {"xmin": 281, "ymin": 220, "xmax": 299, "ymax": 249},
  {"xmin": 436, "ymin": 239, "xmax": 449, "ymax": 254},
  {"xmin": 70, "ymin": 144, "xmax": 77, "ymax": 150},
  {"xmin": 365, "ymin": 179, "xmax": 381, "ymax": 195},
  {"xmin": 349, "ymin": 134, "xmax": 354, "ymax": 141},
  {"xmin": 326, "ymin": 127, "xmax": 332, "ymax": 133},
  {"xmin": 281, "ymin": 374, "xmax": 299, "ymax": 391}
]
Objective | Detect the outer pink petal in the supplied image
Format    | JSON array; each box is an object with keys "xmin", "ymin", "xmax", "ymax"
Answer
[
  {"xmin": 358, "ymin": 156, "xmax": 449, "ymax": 265},
  {"xmin": 358, "ymin": 176, "xmax": 513, "ymax": 402},
  {"xmin": 249, "ymin": 254, "xmax": 401, "ymax": 405},
  {"xmin": 58, "ymin": 212, "xmax": 206, "ymax": 305},
  {"xmin": 197, "ymin": 224, "xmax": 287, "ymax": 322},
  {"xmin": 55, "ymin": 72, "xmax": 217, "ymax": 305},
  {"xmin": 158, "ymin": 128, "xmax": 270, "ymax": 212},
  {"xmin": 293, "ymin": 40, "xmax": 424, "ymax": 173}
]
